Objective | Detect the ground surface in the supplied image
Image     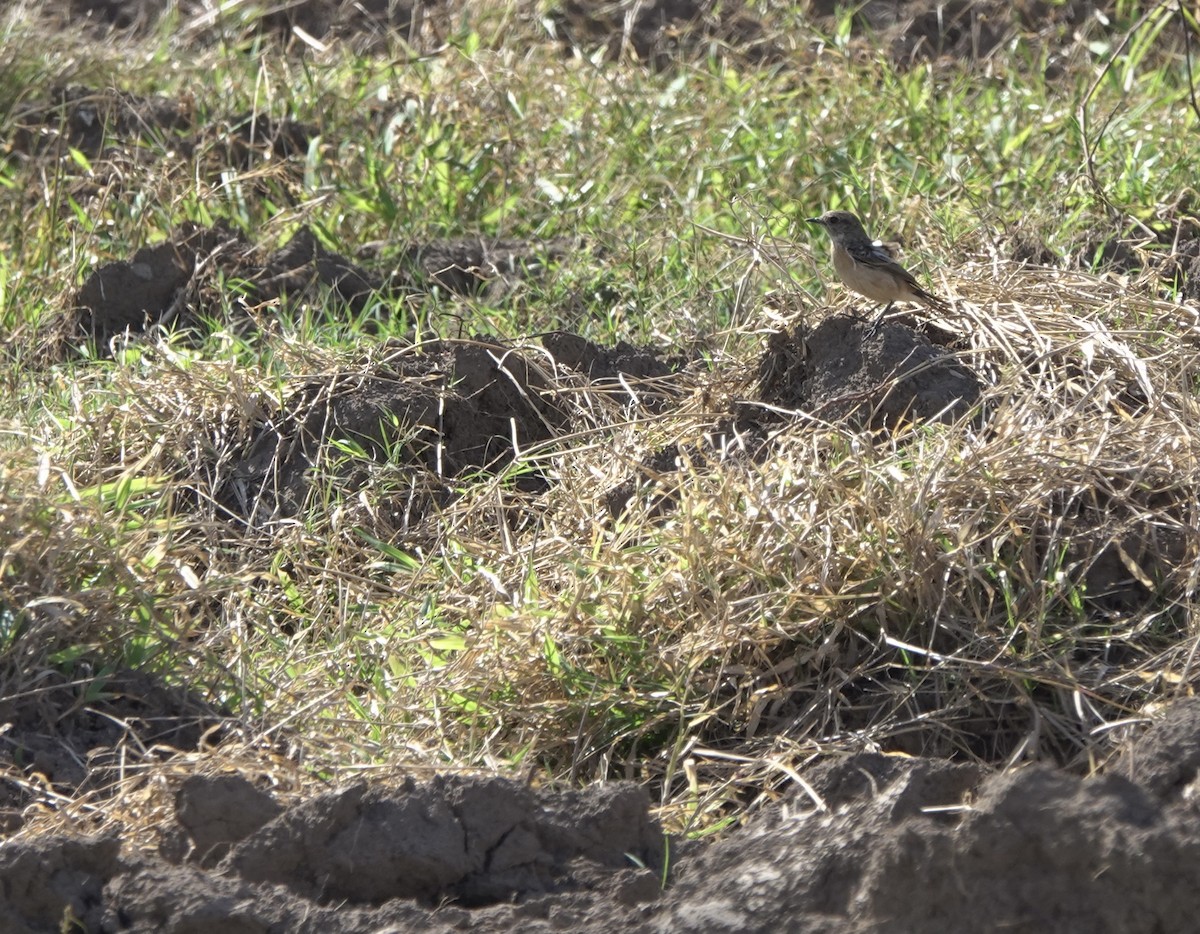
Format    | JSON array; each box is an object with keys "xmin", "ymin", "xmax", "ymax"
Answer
[
  {"xmin": 5, "ymin": 0, "xmax": 1200, "ymax": 931},
  {"xmin": 8, "ymin": 698, "xmax": 1200, "ymax": 931}
]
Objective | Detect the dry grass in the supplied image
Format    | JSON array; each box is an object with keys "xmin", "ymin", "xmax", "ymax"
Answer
[
  {"xmin": 2, "ymin": 0, "xmax": 1200, "ymax": 846},
  {"xmin": 5, "ymin": 253, "xmax": 1200, "ymax": 840},
  {"xmin": 412, "ymin": 259, "xmax": 1200, "ymax": 829}
]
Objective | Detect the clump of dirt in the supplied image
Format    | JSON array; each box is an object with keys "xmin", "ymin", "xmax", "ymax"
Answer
[
  {"xmin": 7, "ymin": 698, "xmax": 1200, "ymax": 932},
  {"xmin": 1180, "ymin": 245, "xmax": 1200, "ymax": 302},
  {"xmin": 1110, "ymin": 696, "xmax": 1200, "ymax": 798},
  {"xmin": 169, "ymin": 774, "xmax": 283, "ymax": 867},
  {"xmin": 1007, "ymin": 229, "xmax": 1061, "ymax": 267},
  {"xmin": 543, "ymin": 330, "xmax": 685, "ymax": 383},
  {"xmin": 217, "ymin": 777, "xmax": 662, "ymax": 906},
  {"xmin": 248, "ymin": 225, "xmax": 384, "ymax": 311},
  {"xmin": 11, "ymin": 83, "xmax": 323, "ymax": 192},
  {"xmin": 73, "ymin": 221, "xmax": 244, "ymax": 348},
  {"xmin": 68, "ymin": 225, "xmax": 665, "ymax": 527},
  {"xmin": 71, "ymin": 222, "xmax": 383, "ymax": 349},
  {"xmin": 658, "ymin": 701, "xmax": 1200, "ymax": 933},
  {"xmin": 71, "ymin": 223, "xmax": 573, "ymax": 350},
  {"xmin": 606, "ymin": 312, "xmax": 980, "ymax": 516},
  {"xmin": 542, "ymin": 330, "xmax": 692, "ymax": 411},
  {"xmin": 37, "ymin": 0, "xmax": 1158, "ymax": 72},
  {"xmin": 1070, "ymin": 224, "xmax": 1200, "ymax": 299},
  {"xmin": 249, "ymin": 0, "xmax": 427, "ymax": 49},
  {"xmin": 802, "ymin": 0, "xmax": 1012, "ymax": 64},
  {"xmin": 1149, "ymin": 215, "xmax": 1200, "ymax": 299},
  {"xmin": 222, "ymin": 339, "xmax": 567, "ymax": 521},
  {"xmin": 2, "ymin": 772, "xmax": 665, "ymax": 932},
  {"xmin": 63, "ymin": 0, "xmax": 165, "ymax": 31},
  {"xmin": 0, "ymin": 669, "xmax": 229, "ymax": 836},
  {"xmin": 817, "ymin": 0, "xmax": 1128, "ymax": 68},
  {"xmin": 1075, "ymin": 232, "xmax": 1144, "ymax": 276},
  {"xmin": 756, "ymin": 314, "xmax": 980, "ymax": 428}
]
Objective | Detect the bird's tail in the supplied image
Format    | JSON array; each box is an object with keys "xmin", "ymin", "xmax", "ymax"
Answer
[{"xmin": 915, "ymin": 285, "xmax": 951, "ymax": 315}]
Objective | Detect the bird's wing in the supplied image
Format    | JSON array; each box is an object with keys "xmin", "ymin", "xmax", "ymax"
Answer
[{"xmin": 844, "ymin": 239, "xmax": 922, "ymax": 287}]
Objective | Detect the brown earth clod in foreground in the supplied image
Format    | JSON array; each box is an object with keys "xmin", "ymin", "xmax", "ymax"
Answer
[{"xmin": 7, "ymin": 699, "xmax": 1200, "ymax": 932}]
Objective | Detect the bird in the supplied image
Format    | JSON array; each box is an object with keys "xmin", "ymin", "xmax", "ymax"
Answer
[{"xmin": 807, "ymin": 210, "xmax": 950, "ymax": 324}]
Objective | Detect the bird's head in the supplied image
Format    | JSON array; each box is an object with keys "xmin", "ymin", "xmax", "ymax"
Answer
[{"xmin": 806, "ymin": 210, "xmax": 870, "ymax": 243}]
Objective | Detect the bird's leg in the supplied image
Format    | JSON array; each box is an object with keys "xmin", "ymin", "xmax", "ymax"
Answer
[{"xmin": 866, "ymin": 302, "xmax": 894, "ymax": 339}]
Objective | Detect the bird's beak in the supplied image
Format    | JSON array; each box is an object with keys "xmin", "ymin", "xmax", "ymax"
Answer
[{"xmin": 805, "ymin": 216, "xmax": 824, "ymax": 226}]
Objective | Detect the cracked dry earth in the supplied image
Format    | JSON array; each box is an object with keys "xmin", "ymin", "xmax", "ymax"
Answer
[{"xmin": 5, "ymin": 697, "xmax": 1200, "ymax": 932}]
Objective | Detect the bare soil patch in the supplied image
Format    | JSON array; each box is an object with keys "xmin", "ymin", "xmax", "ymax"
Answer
[
  {"xmin": 657, "ymin": 703, "xmax": 1200, "ymax": 933},
  {"xmin": 606, "ymin": 313, "xmax": 980, "ymax": 516},
  {"xmin": 6, "ymin": 698, "xmax": 1200, "ymax": 932},
  {"xmin": 223, "ymin": 338, "xmax": 567, "ymax": 522}
]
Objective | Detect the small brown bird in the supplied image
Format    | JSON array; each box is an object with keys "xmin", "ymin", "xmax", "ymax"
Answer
[{"xmin": 807, "ymin": 210, "xmax": 950, "ymax": 318}]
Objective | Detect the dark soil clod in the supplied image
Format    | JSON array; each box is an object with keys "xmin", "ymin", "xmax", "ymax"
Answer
[
  {"xmin": 8, "ymin": 699, "xmax": 1200, "ymax": 932},
  {"xmin": 223, "ymin": 339, "xmax": 567, "ymax": 520},
  {"xmin": 757, "ymin": 314, "xmax": 981, "ymax": 429}
]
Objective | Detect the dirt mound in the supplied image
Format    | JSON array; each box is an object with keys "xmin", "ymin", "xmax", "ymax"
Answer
[
  {"xmin": 71, "ymin": 223, "xmax": 573, "ymax": 350},
  {"xmin": 7, "ymin": 698, "xmax": 1200, "ymax": 932},
  {"xmin": 1003, "ymin": 197, "xmax": 1200, "ymax": 300},
  {"xmin": 660, "ymin": 717, "xmax": 1200, "ymax": 934},
  {"xmin": 3, "ymin": 773, "xmax": 665, "ymax": 933},
  {"xmin": 757, "ymin": 314, "xmax": 979, "ymax": 428},
  {"xmin": 542, "ymin": 330, "xmax": 692, "ymax": 410},
  {"xmin": 543, "ymin": 330, "xmax": 686, "ymax": 383},
  {"xmin": 74, "ymin": 222, "xmax": 241, "ymax": 346},
  {"xmin": 607, "ymin": 313, "xmax": 981, "ymax": 515},
  {"xmin": 223, "ymin": 339, "xmax": 567, "ymax": 520}
]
